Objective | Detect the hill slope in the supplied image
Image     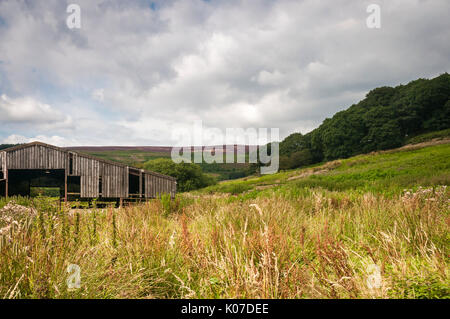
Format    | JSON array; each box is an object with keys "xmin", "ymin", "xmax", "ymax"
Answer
[{"xmin": 200, "ymin": 139, "xmax": 450, "ymax": 196}]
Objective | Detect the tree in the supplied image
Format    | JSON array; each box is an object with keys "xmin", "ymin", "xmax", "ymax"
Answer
[
  {"xmin": 279, "ymin": 133, "xmax": 310, "ymax": 156},
  {"xmin": 289, "ymin": 149, "xmax": 314, "ymax": 168},
  {"xmin": 279, "ymin": 155, "xmax": 293, "ymax": 170},
  {"xmin": 143, "ymin": 158, "xmax": 216, "ymax": 192}
]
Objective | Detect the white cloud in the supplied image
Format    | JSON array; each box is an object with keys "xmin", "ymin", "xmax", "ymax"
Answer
[
  {"xmin": 91, "ymin": 89, "xmax": 105, "ymax": 102},
  {"xmin": 1, "ymin": 134, "xmax": 76, "ymax": 147},
  {"xmin": 254, "ymin": 70, "xmax": 285, "ymax": 86},
  {"xmin": 0, "ymin": 94, "xmax": 71, "ymax": 125}
]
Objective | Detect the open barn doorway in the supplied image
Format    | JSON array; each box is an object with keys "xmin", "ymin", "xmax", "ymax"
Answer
[
  {"xmin": 128, "ymin": 169, "xmax": 141, "ymax": 199},
  {"xmin": 7, "ymin": 169, "xmax": 66, "ymax": 198},
  {"xmin": 67, "ymin": 176, "xmax": 81, "ymax": 200},
  {"xmin": 0, "ymin": 179, "xmax": 5, "ymax": 197}
]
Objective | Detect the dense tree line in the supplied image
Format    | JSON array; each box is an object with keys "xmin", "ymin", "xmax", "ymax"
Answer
[{"xmin": 272, "ymin": 73, "xmax": 450, "ymax": 170}]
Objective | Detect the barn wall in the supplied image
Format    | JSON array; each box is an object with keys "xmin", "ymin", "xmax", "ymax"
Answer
[
  {"xmin": 145, "ymin": 174, "xmax": 155, "ymax": 198},
  {"xmin": 145, "ymin": 173, "xmax": 176, "ymax": 198},
  {"xmin": 100, "ymin": 162, "xmax": 128, "ymax": 198},
  {"xmin": 6, "ymin": 145, "xmax": 68, "ymax": 170},
  {"xmin": 144, "ymin": 174, "xmax": 152, "ymax": 198},
  {"xmin": 72, "ymin": 153, "xmax": 99, "ymax": 198},
  {"xmin": 0, "ymin": 152, "xmax": 5, "ymax": 177}
]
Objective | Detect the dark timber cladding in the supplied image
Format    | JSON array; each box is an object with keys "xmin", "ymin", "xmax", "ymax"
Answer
[{"xmin": 0, "ymin": 142, "xmax": 176, "ymax": 200}]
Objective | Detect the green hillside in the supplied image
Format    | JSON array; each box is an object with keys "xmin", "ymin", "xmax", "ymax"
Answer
[
  {"xmin": 200, "ymin": 140, "xmax": 450, "ymax": 197},
  {"xmin": 83, "ymin": 150, "xmax": 171, "ymax": 166}
]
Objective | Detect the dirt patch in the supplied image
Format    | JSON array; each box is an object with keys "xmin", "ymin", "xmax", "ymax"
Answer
[
  {"xmin": 287, "ymin": 160, "xmax": 342, "ymax": 181},
  {"xmin": 287, "ymin": 170, "xmax": 320, "ymax": 181},
  {"xmin": 368, "ymin": 138, "xmax": 450, "ymax": 156},
  {"xmin": 397, "ymin": 137, "xmax": 450, "ymax": 150}
]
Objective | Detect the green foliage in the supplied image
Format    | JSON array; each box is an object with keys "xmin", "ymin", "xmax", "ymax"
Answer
[
  {"xmin": 32, "ymin": 195, "xmax": 60, "ymax": 213},
  {"xmin": 160, "ymin": 193, "xmax": 172, "ymax": 215},
  {"xmin": 279, "ymin": 149, "xmax": 314, "ymax": 170},
  {"xmin": 198, "ymin": 162, "xmax": 253, "ymax": 181},
  {"xmin": 389, "ymin": 275, "xmax": 449, "ymax": 299},
  {"xmin": 159, "ymin": 193, "xmax": 192, "ymax": 216},
  {"xmin": 143, "ymin": 158, "xmax": 217, "ymax": 192},
  {"xmin": 30, "ymin": 187, "xmax": 60, "ymax": 197},
  {"xmin": 279, "ymin": 133, "xmax": 310, "ymax": 156},
  {"xmin": 300, "ymin": 143, "xmax": 450, "ymax": 193},
  {"xmin": 217, "ymin": 183, "xmax": 252, "ymax": 195}
]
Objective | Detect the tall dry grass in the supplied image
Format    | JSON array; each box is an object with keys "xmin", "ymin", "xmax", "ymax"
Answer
[{"xmin": 0, "ymin": 186, "xmax": 448, "ymax": 299}]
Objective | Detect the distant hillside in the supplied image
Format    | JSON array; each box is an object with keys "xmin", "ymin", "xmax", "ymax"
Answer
[
  {"xmin": 66, "ymin": 145, "xmax": 254, "ymax": 154},
  {"xmin": 66, "ymin": 146, "xmax": 173, "ymax": 152},
  {"xmin": 68, "ymin": 145, "xmax": 255, "ymax": 181}
]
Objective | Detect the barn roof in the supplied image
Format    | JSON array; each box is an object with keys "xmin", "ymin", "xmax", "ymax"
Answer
[{"xmin": 1, "ymin": 141, "xmax": 176, "ymax": 181}]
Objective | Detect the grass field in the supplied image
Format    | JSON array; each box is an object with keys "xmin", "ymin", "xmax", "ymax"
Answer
[{"xmin": 0, "ymin": 142, "xmax": 448, "ymax": 299}]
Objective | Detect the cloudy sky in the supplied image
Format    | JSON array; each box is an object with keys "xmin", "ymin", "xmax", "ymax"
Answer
[{"xmin": 0, "ymin": 0, "xmax": 449, "ymax": 146}]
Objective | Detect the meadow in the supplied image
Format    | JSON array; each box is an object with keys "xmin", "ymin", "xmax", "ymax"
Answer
[{"xmin": 0, "ymin": 142, "xmax": 448, "ymax": 299}]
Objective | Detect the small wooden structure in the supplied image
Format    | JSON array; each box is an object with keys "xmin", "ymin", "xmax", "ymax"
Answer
[{"xmin": 0, "ymin": 142, "xmax": 176, "ymax": 202}]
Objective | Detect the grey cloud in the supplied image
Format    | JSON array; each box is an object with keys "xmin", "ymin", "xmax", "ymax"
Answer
[{"xmin": 0, "ymin": 0, "xmax": 449, "ymax": 145}]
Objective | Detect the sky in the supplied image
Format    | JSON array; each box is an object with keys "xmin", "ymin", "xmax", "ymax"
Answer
[{"xmin": 0, "ymin": 0, "xmax": 449, "ymax": 146}]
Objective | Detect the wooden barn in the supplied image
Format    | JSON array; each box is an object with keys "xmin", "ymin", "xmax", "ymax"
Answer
[{"xmin": 0, "ymin": 142, "xmax": 176, "ymax": 202}]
